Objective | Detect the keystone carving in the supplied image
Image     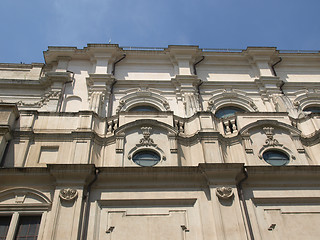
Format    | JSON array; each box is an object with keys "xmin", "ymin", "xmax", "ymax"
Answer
[
  {"xmin": 59, "ymin": 188, "xmax": 78, "ymax": 201},
  {"xmin": 216, "ymin": 186, "xmax": 234, "ymax": 199}
]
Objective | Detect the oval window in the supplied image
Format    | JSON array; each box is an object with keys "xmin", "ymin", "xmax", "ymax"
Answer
[
  {"xmin": 132, "ymin": 150, "xmax": 160, "ymax": 167},
  {"xmin": 215, "ymin": 106, "xmax": 245, "ymax": 119},
  {"xmin": 263, "ymin": 150, "xmax": 289, "ymax": 166},
  {"xmin": 129, "ymin": 105, "xmax": 159, "ymax": 112}
]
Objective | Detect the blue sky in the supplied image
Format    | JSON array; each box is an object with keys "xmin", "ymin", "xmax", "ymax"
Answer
[{"xmin": 1, "ymin": 0, "xmax": 320, "ymax": 63}]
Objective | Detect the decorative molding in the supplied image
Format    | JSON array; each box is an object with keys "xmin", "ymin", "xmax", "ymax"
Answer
[
  {"xmin": 127, "ymin": 127, "xmax": 166, "ymax": 163},
  {"xmin": 258, "ymin": 127, "xmax": 295, "ymax": 160},
  {"xmin": 174, "ymin": 119, "xmax": 185, "ymax": 133},
  {"xmin": 293, "ymin": 92, "xmax": 320, "ymax": 111},
  {"xmin": 216, "ymin": 186, "xmax": 234, "ymax": 199},
  {"xmin": 115, "ymin": 133, "xmax": 125, "ymax": 153},
  {"xmin": 207, "ymin": 89, "xmax": 258, "ymax": 112},
  {"xmin": 86, "ymin": 73, "xmax": 115, "ymax": 115},
  {"xmin": 0, "ymin": 187, "xmax": 52, "ymax": 205},
  {"xmin": 168, "ymin": 133, "xmax": 178, "ymax": 153},
  {"xmin": 116, "ymin": 90, "xmax": 170, "ymax": 113},
  {"xmin": 290, "ymin": 133, "xmax": 305, "ymax": 153},
  {"xmin": 263, "ymin": 127, "xmax": 282, "ymax": 147},
  {"xmin": 59, "ymin": 188, "xmax": 78, "ymax": 201},
  {"xmin": 242, "ymin": 131, "xmax": 253, "ymax": 153},
  {"xmin": 15, "ymin": 193, "xmax": 26, "ymax": 204},
  {"xmin": 138, "ymin": 127, "xmax": 156, "ymax": 147},
  {"xmin": 16, "ymin": 90, "xmax": 62, "ymax": 108}
]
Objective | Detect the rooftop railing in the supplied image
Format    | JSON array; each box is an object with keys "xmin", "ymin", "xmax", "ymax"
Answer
[{"xmin": 121, "ymin": 46, "xmax": 319, "ymax": 53}]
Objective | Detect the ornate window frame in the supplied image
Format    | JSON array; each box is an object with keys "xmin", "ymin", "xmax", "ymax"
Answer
[
  {"xmin": 207, "ymin": 90, "xmax": 258, "ymax": 113},
  {"xmin": 116, "ymin": 90, "xmax": 170, "ymax": 113},
  {"xmin": 293, "ymin": 92, "xmax": 320, "ymax": 112},
  {"xmin": 258, "ymin": 146, "xmax": 295, "ymax": 163},
  {"xmin": 258, "ymin": 126, "xmax": 295, "ymax": 164},
  {"xmin": 240, "ymin": 120, "xmax": 304, "ymax": 156},
  {"xmin": 115, "ymin": 119, "xmax": 178, "ymax": 154},
  {"xmin": 0, "ymin": 187, "xmax": 51, "ymax": 240},
  {"xmin": 127, "ymin": 127, "xmax": 166, "ymax": 166}
]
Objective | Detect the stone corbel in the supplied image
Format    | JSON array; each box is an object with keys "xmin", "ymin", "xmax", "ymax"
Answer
[
  {"xmin": 56, "ymin": 56, "xmax": 72, "ymax": 72},
  {"xmin": 167, "ymin": 45, "xmax": 200, "ymax": 75},
  {"xmin": 88, "ymin": 45, "xmax": 120, "ymax": 74},
  {"xmin": 86, "ymin": 74, "xmax": 115, "ymax": 115},
  {"xmin": 171, "ymin": 75, "xmax": 201, "ymax": 117},
  {"xmin": 244, "ymin": 47, "xmax": 277, "ymax": 77},
  {"xmin": 255, "ymin": 77, "xmax": 283, "ymax": 98}
]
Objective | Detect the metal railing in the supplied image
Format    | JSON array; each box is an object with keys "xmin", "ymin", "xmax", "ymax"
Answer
[
  {"xmin": 122, "ymin": 46, "xmax": 165, "ymax": 51},
  {"xmin": 120, "ymin": 46, "xmax": 319, "ymax": 54}
]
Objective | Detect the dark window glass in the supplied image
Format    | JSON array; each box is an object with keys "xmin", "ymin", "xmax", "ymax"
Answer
[
  {"xmin": 132, "ymin": 151, "xmax": 160, "ymax": 167},
  {"xmin": 129, "ymin": 106, "xmax": 159, "ymax": 112},
  {"xmin": 215, "ymin": 106, "xmax": 245, "ymax": 119},
  {"xmin": 263, "ymin": 150, "xmax": 289, "ymax": 166},
  {"xmin": 0, "ymin": 216, "xmax": 11, "ymax": 240},
  {"xmin": 304, "ymin": 106, "xmax": 320, "ymax": 113},
  {"xmin": 15, "ymin": 216, "xmax": 41, "ymax": 240}
]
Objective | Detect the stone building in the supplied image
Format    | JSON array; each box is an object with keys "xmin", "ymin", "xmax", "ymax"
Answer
[{"xmin": 0, "ymin": 44, "xmax": 320, "ymax": 239}]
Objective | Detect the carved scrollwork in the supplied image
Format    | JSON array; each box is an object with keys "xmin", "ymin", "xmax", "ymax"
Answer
[
  {"xmin": 59, "ymin": 188, "xmax": 78, "ymax": 201},
  {"xmin": 137, "ymin": 127, "xmax": 156, "ymax": 147},
  {"xmin": 216, "ymin": 186, "xmax": 234, "ymax": 199},
  {"xmin": 263, "ymin": 127, "xmax": 282, "ymax": 147}
]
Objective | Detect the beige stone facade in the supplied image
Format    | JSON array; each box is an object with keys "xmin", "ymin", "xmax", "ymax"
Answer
[{"xmin": 0, "ymin": 44, "xmax": 320, "ymax": 239}]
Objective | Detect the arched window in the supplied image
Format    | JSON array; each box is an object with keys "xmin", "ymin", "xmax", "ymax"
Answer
[
  {"xmin": 304, "ymin": 106, "xmax": 320, "ymax": 114},
  {"xmin": 262, "ymin": 150, "xmax": 289, "ymax": 166},
  {"xmin": 129, "ymin": 105, "xmax": 159, "ymax": 112},
  {"xmin": 132, "ymin": 150, "xmax": 160, "ymax": 167},
  {"xmin": 215, "ymin": 106, "xmax": 245, "ymax": 119}
]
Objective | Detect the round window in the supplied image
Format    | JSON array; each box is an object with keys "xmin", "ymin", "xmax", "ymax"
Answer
[
  {"xmin": 215, "ymin": 106, "xmax": 245, "ymax": 119},
  {"xmin": 132, "ymin": 150, "xmax": 160, "ymax": 167},
  {"xmin": 263, "ymin": 150, "xmax": 289, "ymax": 166}
]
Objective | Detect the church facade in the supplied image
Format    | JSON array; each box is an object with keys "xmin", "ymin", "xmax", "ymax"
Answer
[{"xmin": 0, "ymin": 44, "xmax": 320, "ymax": 239}]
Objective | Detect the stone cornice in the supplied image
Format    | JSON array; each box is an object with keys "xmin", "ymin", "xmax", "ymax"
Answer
[
  {"xmin": 96, "ymin": 163, "xmax": 244, "ymax": 189},
  {"xmin": 245, "ymin": 165, "xmax": 320, "ymax": 186}
]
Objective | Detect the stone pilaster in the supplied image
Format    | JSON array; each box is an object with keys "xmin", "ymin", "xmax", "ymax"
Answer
[
  {"xmin": 0, "ymin": 104, "xmax": 19, "ymax": 163},
  {"xmin": 45, "ymin": 164, "xmax": 95, "ymax": 240},
  {"xmin": 200, "ymin": 164, "xmax": 247, "ymax": 240}
]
